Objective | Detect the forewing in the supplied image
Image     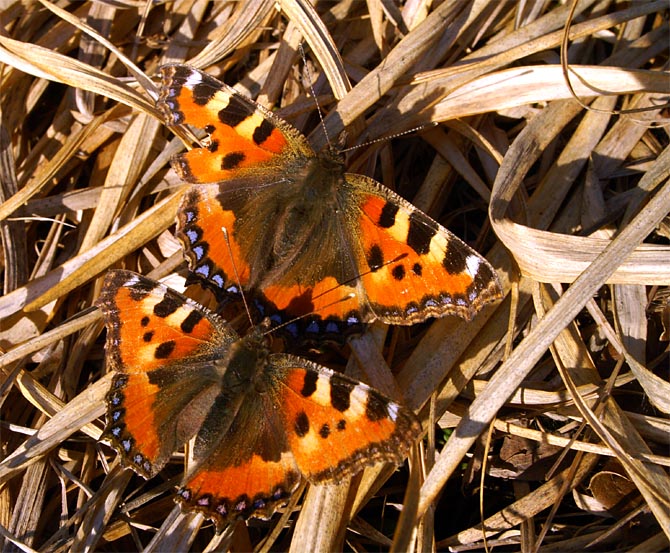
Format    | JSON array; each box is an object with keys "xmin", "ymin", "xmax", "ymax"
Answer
[
  {"xmin": 96, "ymin": 270, "xmax": 237, "ymax": 478},
  {"xmin": 348, "ymin": 174, "xmax": 502, "ymax": 324},
  {"xmin": 158, "ymin": 64, "xmax": 313, "ymax": 183}
]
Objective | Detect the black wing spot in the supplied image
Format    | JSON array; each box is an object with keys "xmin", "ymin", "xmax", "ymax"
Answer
[
  {"xmin": 192, "ymin": 82, "xmax": 217, "ymax": 106},
  {"xmin": 154, "ymin": 295, "xmax": 182, "ymax": 318},
  {"xmin": 218, "ymin": 101, "xmax": 249, "ymax": 127},
  {"xmin": 222, "ymin": 152, "xmax": 245, "ymax": 170},
  {"xmin": 294, "ymin": 411, "xmax": 310, "ymax": 437},
  {"xmin": 378, "ymin": 202, "xmax": 398, "ymax": 228},
  {"xmin": 367, "ymin": 244, "xmax": 384, "ymax": 272},
  {"xmin": 154, "ymin": 340, "xmax": 176, "ymax": 359},
  {"xmin": 253, "ymin": 119, "xmax": 275, "ymax": 145},
  {"xmin": 443, "ymin": 251, "xmax": 468, "ymax": 274},
  {"xmin": 407, "ymin": 212, "xmax": 437, "ymax": 255},
  {"xmin": 301, "ymin": 371, "xmax": 318, "ymax": 398},
  {"xmin": 181, "ymin": 310, "xmax": 204, "ymax": 334},
  {"xmin": 392, "ymin": 264, "xmax": 406, "ymax": 281},
  {"xmin": 331, "ymin": 377, "xmax": 353, "ymax": 412}
]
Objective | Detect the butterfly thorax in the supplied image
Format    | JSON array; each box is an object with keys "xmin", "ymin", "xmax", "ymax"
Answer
[
  {"xmin": 283, "ymin": 145, "xmax": 346, "ymax": 199},
  {"xmin": 249, "ymin": 148, "xmax": 350, "ymax": 287},
  {"xmin": 215, "ymin": 330, "xmax": 270, "ymax": 395}
]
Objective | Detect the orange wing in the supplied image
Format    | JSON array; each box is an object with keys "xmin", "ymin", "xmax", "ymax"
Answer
[
  {"xmin": 177, "ymin": 388, "xmax": 301, "ymax": 530},
  {"xmin": 273, "ymin": 357, "xmax": 421, "ymax": 482},
  {"xmin": 349, "ymin": 175, "xmax": 502, "ymax": 323},
  {"xmin": 158, "ymin": 64, "xmax": 313, "ymax": 183},
  {"xmin": 97, "ymin": 270, "xmax": 237, "ymax": 478}
]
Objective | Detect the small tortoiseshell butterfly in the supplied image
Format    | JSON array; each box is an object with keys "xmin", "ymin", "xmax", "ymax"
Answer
[
  {"xmin": 157, "ymin": 64, "xmax": 502, "ymax": 340},
  {"xmin": 97, "ymin": 270, "xmax": 421, "ymax": 530}
]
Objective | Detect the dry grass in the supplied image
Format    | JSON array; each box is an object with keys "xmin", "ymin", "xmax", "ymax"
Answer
[{"xmin": 1, "ymin": 0, "xmax": 669, "ymax": 551}]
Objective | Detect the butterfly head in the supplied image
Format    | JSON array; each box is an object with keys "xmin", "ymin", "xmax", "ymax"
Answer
[{"xmin": 215, "ymin": 325, "xmax": 269, "ymax": 381}]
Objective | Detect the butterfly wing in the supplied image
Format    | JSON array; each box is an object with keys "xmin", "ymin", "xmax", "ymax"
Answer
[
  {"xmin": 161, "ymin": 64, "xmax": 360, "ymax": 332},
  {"xmin": 346, "ymin": 174, "xmax": 502, "ymax": 323},
  {"xmin": 97, "ymin": 270, "xmax": 238, "ymax": 478},
  {"xmin": 175, "ymin": 332, "xmax": 303, "ymax": 529},
  {"xmin": 177, "ymin": 179, "xmax": 368, "ymax": 340},
  {"xmin": 176, "ymin": 388, "xmax": 302, "ymax": 529},
  {"xmin": 272, "ymin": 355, "xmax": 421, "ymax": 482},
  {"xmin": 158, "ymin": 64, "xmax": 314, "ymax": 183}
]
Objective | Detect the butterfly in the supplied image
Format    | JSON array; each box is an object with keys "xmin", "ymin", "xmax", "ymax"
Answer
[
  {"xmin": 158, "ymin": 64, "xmax": 502, "ymax": 340},
  {"xmin": 97, "ymin": 270, "xmax": 421, "ymax": 530}
]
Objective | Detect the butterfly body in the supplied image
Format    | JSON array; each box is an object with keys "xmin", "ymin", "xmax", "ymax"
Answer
[
  {"xmin": 97, "ymin": 270, "xmax": 420, "ymax": 529},
  {"xmin": 158, "ymin": 64, "xmax": 502, "ymax": 340}
]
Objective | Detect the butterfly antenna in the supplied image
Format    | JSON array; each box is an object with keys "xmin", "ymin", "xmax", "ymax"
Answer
[
  {"xmin": 299, "ymin": 42, "xmax": 435, "ymax": 153},
  {"xmin": 221, "ymin": 226, "xmax": 254, "ymax": 326},
  {"xmin": 339, "ymin": 121, "xmax": 438, "ymax": 154},
  {"xmin": 299, "ymin": 42, "xmax": 331, "ymax": 147}
]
